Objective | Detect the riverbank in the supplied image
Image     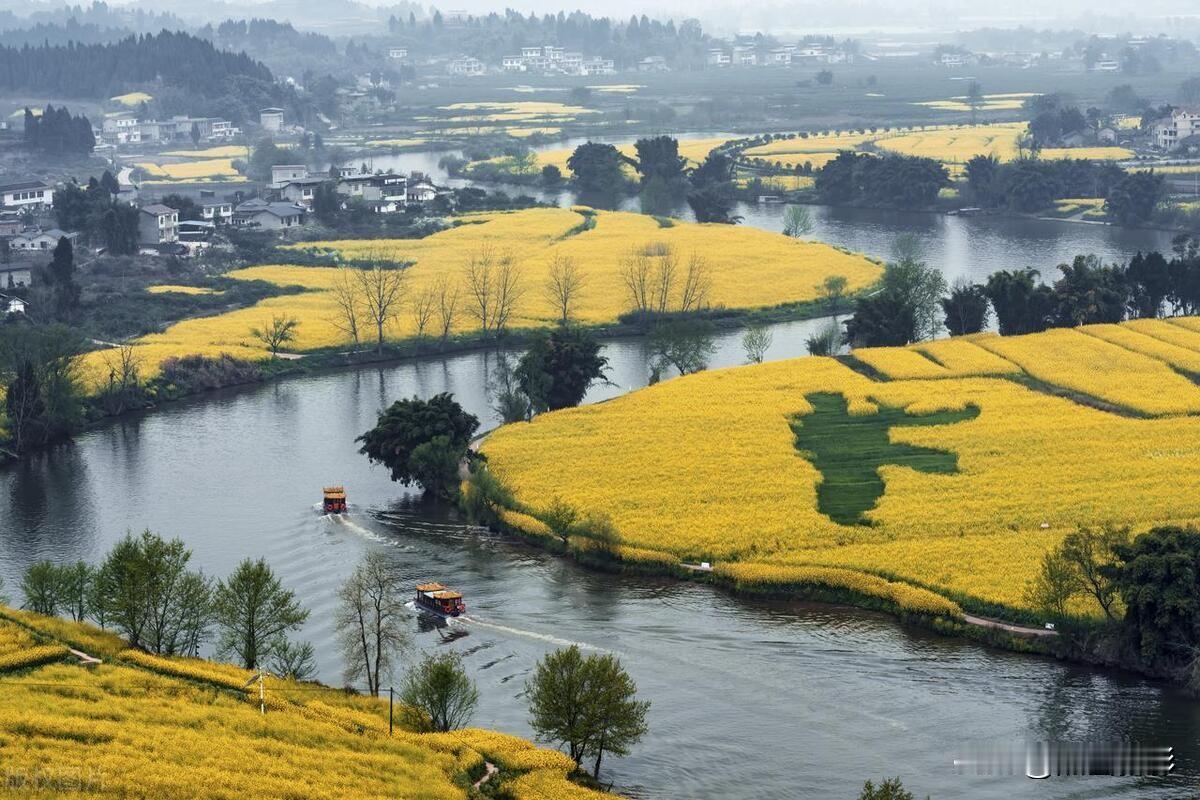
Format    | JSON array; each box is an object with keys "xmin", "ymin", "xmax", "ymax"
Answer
[
  {"xmin": 470, "ymin": 492, "xmax": 1183, "ymax": 688},
  {"xmin": 0, "ymin": 295, "xmax": 856, "ymax": 467}
]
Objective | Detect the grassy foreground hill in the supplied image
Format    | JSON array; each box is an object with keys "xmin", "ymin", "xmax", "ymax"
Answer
[
  {"xmin": 480, "ymin": 320, "xmax": 1200, "ymax": 620},
  {"xmin": 0, "ymin": 607, "xmax": 613, "ymax": 800}
]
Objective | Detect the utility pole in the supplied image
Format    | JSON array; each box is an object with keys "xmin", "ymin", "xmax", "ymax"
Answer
[{"xmin": 388, "ymin": 687, "xmax": 394, "ymax": 735}]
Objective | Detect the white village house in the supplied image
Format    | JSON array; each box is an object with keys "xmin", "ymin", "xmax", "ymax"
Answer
[
  {"xmin": 1154, "ymin": 108, "xmax": 1200, "ymax": 150},
  {"xmin": 10, "ymin": 228, "xmax": 77, "ymax": 251},
  {"xmin": 0, "ymin": 180, "xmax": 54, "ymax": 210}
]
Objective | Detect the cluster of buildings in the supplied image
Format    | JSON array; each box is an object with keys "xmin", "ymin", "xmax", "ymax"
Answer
[
  {"xmin": 706, "ymin": 42, "xmax": 851, "ymax": 68},
  {"xmin": 1153, "ymin": 108, "xmax": 1200, "ymax": 151},
  {"xmin": 99, "ymin": 114, "xmax": 239, "ymax": 148},
  {"xmin": 270, "ymin": 164, "xmax": 439, "ymax": 214},
  {"xmin": 500, "ymin": 46, "xmax": 616, "ymax": 76}
]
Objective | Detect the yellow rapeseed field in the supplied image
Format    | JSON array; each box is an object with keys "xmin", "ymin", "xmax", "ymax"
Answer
[
  {"xmin": 76, "ymin": 208, "xmax": 878, "ymax": 387},
  {"xmin": 482, "ymin": 319, "xmax": 1200, "ymax": 615},
  {"xmin": 161, "ymin": 145, "xmax": 249, "ymax": 158},
  {"xmin": 135, "ymin": 158, "xmax": 242, "ymax": 181},
  {"xmin": 0, "ymin": 608, "xmax": 617, "ymax": 800},
  {"xmin": 110, "ymin": 91, "xmax": 153, "ymax": 106},
  {"xmin": 749, "ymin": 123, "xmax": 1132, "ymax": 167}
]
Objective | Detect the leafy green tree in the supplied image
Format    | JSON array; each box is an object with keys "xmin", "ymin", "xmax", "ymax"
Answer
[
  {"xmin": 687, "ymin": 151, "xmax": 739, "ymax": 224},
  {"xmin": 1105, "ymin": 171, "xmax": 1165, "ymax": 225},
  {"xmin": 526, "ymin": 645, "xmax": 650, "ymax": 778},
  {"xmin": 93, "ymin": 530, "xmax": 212, "ymax": 655},
  {"xmin": 1106, "ymin": 526, "xmax": 1200, "ymax": 673},
  {"xmin": 805, "ymin": 323, "xmax": 840, "ymax": 356},
  {"xmin": 964, "ymin": 154, "xmax": 1000, "ymax": 206},
  {"xmin": 250, "ymin": 315, "xmax": 300, "ymax": 358},
  {"xmin": 20, "ymin": 561, "xmax": 61, "ymax": 615},
  {"xmin": 46, "ymin": 235, "xmax": 80, "ymax": 318},
  {"xmin": 1052, "ymin": 255, "xmax": 1129, "ymax": 327},
  {"xmin": 847, "ymin": 257, "xmax": 946, "ymax": 345},
  {"xmin": 269, "ymin": 639, "xmax": 317, "ymax": 681},
  {"xmin": 566, "ymin": 142, "xmax": 627, "ymax": 205},
  {"xmin": 983, "ymin": 269, "xmax": 1055, "ymax": 335},
  {"xmin": 858, "ymin": 777, "xmax": 915, "ymax": 800},
  {"xmin": 941, "ymin": 281, "xmax": 990, "ymax": 335},
  {"xmin": 400, "ymin": 651, "xmax": 479, "ymax": 732},
  {"xmin": 213, "ymin": 558, "xmax": 309, "ymax": 670},
  {"xmin": 1126, "ymin": 251, "xmax": 1171, "ymax": 318},
  {"xmin": 817, "ymin": 275, "xmax": 849, "ymax": 313},
  {"xmin": 844, "ymin": 292, "xmax": 915, "ymax": 347},
  {"xmin": 357, "ymin": 393, "xmax": 480, "ymax": 499},
  {"xmin": 0, "ymin": 324, "xmax": 86, "ymax": 454},
  {"xmin": 649, "ymin": 319, "xmax": 716, "ymax": 377},
  {"xmin": 633, "ymin": 136, "xmax": 687, "ymax": 185},
  {"xmin": 541, "ymin": 164, "xmax": 563, "ymax": 185},
  {"xmin": 160, "ymin": 194, "xmax": 203, "ymax": 222},
  {"xmin": 56, "ymin": 561, "xmax": 93, "ymax": 622},
  {"xmin": 515, "ymin": 326, "xmax": 608, "ymax": 412}
]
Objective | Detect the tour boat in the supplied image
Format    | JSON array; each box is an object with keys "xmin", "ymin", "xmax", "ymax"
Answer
[
  {"xmin": 415, "ymin": 582, "xmax": 466, "ymax": 617},
  {"xmin": 322, "ymin": 486, "xmax": 347, "ymax": 514}
]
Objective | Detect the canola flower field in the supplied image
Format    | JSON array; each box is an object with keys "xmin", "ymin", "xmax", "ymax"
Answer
[
  {"xmin": 0, "ymin": 608, "xmax": 615, "ymax": 800},
  {"xmin": 481, "ymin": 322, "xmax": 1200, "ymax": 617},
  {"xmin": 78, "ymin": 208, "xmax": 880, "ymax": 387},
  {"xmin": 742, "ymin": 122, "xmax": 1133, "ymax": 170},
  {"xmin": 134, "ymin": 157, "xmax": 245, "ymax": 182}
]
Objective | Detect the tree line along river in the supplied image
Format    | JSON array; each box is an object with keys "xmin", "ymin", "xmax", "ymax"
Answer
[{"xmin": 2, "ymin": 150, "xmax": 1195, "ymax": 799}]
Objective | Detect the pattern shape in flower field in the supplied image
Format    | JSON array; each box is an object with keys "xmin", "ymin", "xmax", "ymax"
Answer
[{"xmin": 482, "ymin": 323, "xmax": 1200, "ymax": 616}]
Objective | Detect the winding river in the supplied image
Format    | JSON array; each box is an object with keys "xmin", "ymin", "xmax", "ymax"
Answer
[{"xmin": 2, "ymin": 149, "xmax": 1197, "ymax": 798}]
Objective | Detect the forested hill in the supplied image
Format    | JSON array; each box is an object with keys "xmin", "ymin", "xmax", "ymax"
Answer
[{"xmin": 0, "ymin": 31, "xmax": 274, "ymax": 100}]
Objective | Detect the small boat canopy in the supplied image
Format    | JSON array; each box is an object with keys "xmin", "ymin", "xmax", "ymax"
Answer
[
  {"xmin": 431, "ymin": 590, "xmax": 462, "ymax": 600},
  {"xmin": 416, "ymin": 582, "xmax": 446, "ymax": 592},
  {"xmin": 323, "ymin": 486, "xmax": 346, "ymax": 500}
]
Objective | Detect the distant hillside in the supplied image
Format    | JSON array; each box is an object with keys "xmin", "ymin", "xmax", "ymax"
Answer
[
  {"xmin": 0, "ymin": 30, "xmax": 273, "ymax": 101},
  {"xmin": 0, "ymin": 605, "xmax": 615, "ymax": 800}
]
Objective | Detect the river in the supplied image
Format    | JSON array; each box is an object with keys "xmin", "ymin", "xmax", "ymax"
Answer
[
  {"xmin": 366, "ymin": 138, "xmax": 1180, "ymax": 284},
  {"xmin": 3, "ymin": 150, "xmax": 1197, "ymax": 798}
]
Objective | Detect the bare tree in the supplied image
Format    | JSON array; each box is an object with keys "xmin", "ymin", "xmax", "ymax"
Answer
[
  {"xmin": 650, "ymin": 244, "xmax": 678, "ymax": 315},
  {"xmin": 463, "ymin": 247, "xmax": 495, "ymax": 335},
  {"xmin": 435, "ymin": 275, "xmax": 460, "ymax": 343},
  {"xmin": 329, "ymin": 267, "xmax": 363, "ymax": 348},
  {"xmin": 354, "ymin": 264, "xmax": 407, "ymax": 353},
  {"xmin": 543, "ymin": 254, "xmax": 586, "ymax": 324},
  {"xmin": 411, "ymin": 285, "xmax": 437, "ymax": 339},
  {"xmin": 741, "ymin": 324, "xmax": 773, "ymax": 364},
  {"xmin": 335, "ymin": 550, "xmax": 409, "ymax": 696},
  {"xmin": 490, "ymin": 254, "xmax": 525, "ymax": 334},
  {"xmin": 100, "ymin": 344, "xmax": 142, "ymax": 413},
  {"xmin": 250, "ymin": 315, "xmax": 300, "ymax": 358},
  {"xmin": 619, "ymin": 249, "xmax": 653, "ymax": 317},
  {"xmin": 677, "ymin": 253, "xmax": 712, "ymax": 313}
]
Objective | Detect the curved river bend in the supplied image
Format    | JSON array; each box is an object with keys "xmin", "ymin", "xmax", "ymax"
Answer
[
  {"xmin": 3, "ymin": 324, "xmax": 1199, "ymax": 800},
  {"xmin": 4, "ymin": 148, "xmax": 1197, "ymax": 798}
]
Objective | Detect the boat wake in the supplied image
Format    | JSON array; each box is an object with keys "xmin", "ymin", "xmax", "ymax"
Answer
[
  {"xmin": 323, "ymin": 513, "xmax": 389, "ymax": 543},
  {"xmin": 454, "ymin": 615, "xmax": 604, "ymax": 652}
]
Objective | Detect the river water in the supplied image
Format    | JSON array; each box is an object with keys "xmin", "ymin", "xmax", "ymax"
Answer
[{"xmin": 2, "ymin": 149, "xmax": 1198, "ymax": 798}]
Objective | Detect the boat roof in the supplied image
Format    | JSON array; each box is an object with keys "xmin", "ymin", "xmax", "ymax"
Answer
[
  {"xmin": 416, "ymin": 582, "xmax": 446, "ymax": 592},
  {"xmin": 322, "ymin": 485, "xmax": 345, "ymax": 492},
  {"xmin": 431, "ymin": 590, "xmax": 462, "ymax": 600}
]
